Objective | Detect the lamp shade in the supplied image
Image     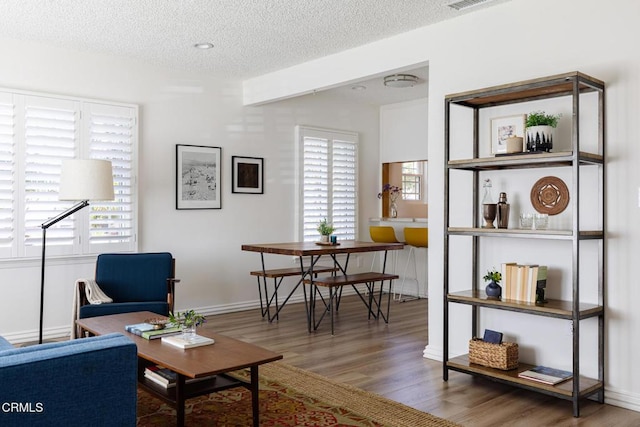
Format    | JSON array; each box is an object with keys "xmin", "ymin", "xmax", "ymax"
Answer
[{"xmin": 58, "ymin": 159, "xmax": 115, "ymax": 201}]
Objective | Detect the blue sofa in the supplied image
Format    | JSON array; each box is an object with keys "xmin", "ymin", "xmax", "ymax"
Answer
[{"xmin": 0, "ymin": 333, "xmax": 137, "ymax": 427}]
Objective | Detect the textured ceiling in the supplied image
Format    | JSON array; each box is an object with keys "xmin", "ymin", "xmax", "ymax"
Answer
[{"xmin": 0, "ymin": 0, "xmax": 510, "ymax": 80}]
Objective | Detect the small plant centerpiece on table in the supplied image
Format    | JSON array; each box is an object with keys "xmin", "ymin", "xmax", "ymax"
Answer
[
  {"xmin": 483, "ymin": 268, "xmax": 502, "ymax": 299},
  {"xmin": 169, "ymin": 309, "xmax": 206, "ymax": 340},
  {"xmin": 525, "ymin": 111, "xmax": 561, "ymax": 153},
  {"xmin": 377, "ymin": 184, "xmax": 402, "ymax": 218},
  {"xmin": 317, "ymin": 217, "xmax": 335, "ymax": 242}
]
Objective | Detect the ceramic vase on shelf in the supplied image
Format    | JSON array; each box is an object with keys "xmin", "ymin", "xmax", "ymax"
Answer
[
  {"xmin": 485, "ymin": 281, "xmax": 502, "ymax": 299},
  {"xmin": 389, "ymin": 201, "xmax": 398, "ymax": 218},
  {"xmin": 525, "ymin": 125, "xmax": 553, "ymax": 152}
]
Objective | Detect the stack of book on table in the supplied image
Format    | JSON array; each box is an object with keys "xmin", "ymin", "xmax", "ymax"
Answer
[
  {"xmin": 518, "ymin": 366, "xmax": 572, "ymax": 385},
  {"xmin": 144, "ymin": 365, "xmax": 215, "ymax": 389},
  {"xmin": 124, "ymin": 322, "xmax": 182, "ymax": 340},
  {"xmin": 500, "ymin": 263, "xmax": 547, "ymax": 303}
]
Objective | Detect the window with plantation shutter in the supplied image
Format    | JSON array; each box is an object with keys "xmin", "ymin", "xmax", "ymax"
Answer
[
  {"xmin": 296, "ymin": 126, "xmax": 358, "ymax": 242},
  {"xmin": 0, "ymin": 88, "xmax": 138, "ymax": 261}
]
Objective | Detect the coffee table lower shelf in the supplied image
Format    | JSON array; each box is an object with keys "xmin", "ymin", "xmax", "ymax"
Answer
[
  {"xmin": 447, "ymin": 355, "xmax": 603, "ymax": 400},
  {"xmin": 138, "ymin": 372, "xmax": 246, "ymax": 403}
]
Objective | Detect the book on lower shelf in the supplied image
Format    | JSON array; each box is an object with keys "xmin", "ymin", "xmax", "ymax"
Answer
[
  {"xmin": 500, "ymin": 263, "xmax": 547, "ymax": 304},
  {"xmin": 144, "ymin": 365, "xmax": 215, "ymax": 389},
  {"xmin": 518, "ymin": 366, "xmax": 573, "ymax": 385},
  {"xmin": 124, "ymin": 323, "xmax": 182, "ymax": 340},
  {"xmin": 161, "ymin": 334, "xmax": 215, "ymax": 349}
]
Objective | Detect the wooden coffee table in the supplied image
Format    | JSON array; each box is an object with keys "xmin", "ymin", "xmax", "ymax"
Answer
[{"xmin": 76, "ymin": 311, "xmax": 283, "ymax": 427}]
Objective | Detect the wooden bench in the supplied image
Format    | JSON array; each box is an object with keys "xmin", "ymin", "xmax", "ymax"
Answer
[
  {"xmin": 305, "ymin": 272, "xmax": 399, "ymax": 335},
  {"xmin": 250, "ymin": 265, "xmax": 339, "ymax": 322}
]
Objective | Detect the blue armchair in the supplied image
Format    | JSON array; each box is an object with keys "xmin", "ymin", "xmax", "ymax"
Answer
[
  {"xmin": 0, "ymin": 333, "xmax": 137, "ymax": 427},
  {"xmin": 79, "ymin": 252, "xmax": 179, "ymax": 319}
]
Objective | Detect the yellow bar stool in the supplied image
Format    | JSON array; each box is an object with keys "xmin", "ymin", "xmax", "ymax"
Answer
[
  {"xmin": 369, "ymin": 226, "xmax": 399, "ymax": 273},
  {"xmin": 397, "ymin": 227, "xmax": 428, "ymax": 301}
]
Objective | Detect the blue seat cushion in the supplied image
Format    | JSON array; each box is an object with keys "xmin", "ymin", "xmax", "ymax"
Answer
[{"xmin": 79, "ymin": 301, "xmax": 169, "ymax": 319}]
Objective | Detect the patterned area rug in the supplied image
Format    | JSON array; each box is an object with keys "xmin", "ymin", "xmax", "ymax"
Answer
[{"xmin": 137, "ymin": 362, "xmax": 459, "ymax": 427}]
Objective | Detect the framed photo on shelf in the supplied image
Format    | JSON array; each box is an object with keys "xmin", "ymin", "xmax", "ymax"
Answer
[
  {"xmin": 490, "ymin": 114, "xmax": 526, "ymax": 155},
  {"xmin": 232, "ymin": 156, "xmax": 264, "ymax": 194},
  {"xmin": 176, "ymin": 144, "xmax": 221, "ymax": 209}
]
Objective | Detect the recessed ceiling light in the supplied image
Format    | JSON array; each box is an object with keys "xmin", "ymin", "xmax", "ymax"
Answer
[
  {"xmin": 351, "ymin": 85, "xmax": 367, "ymax": 91},
  {"xmin": 194, "ymin": 42, "xmax": 214, "ymax": 49}
]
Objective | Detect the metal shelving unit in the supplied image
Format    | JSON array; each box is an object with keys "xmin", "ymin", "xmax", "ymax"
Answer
[{"xmin": 443, "ymin": 71, "xmax": 605, "ymax": 417}]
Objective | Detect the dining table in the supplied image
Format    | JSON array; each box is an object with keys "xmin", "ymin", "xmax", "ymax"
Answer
[{"xmin": 241, "ymin": 240, "xmax": 404, "ymax": 332}]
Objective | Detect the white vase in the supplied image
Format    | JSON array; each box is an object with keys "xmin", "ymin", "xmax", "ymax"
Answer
[
  {"xmin": 320, "ymin": 235, "xmax": 330, "ymax": 243},
  {"xmin": 525, "ymin": 125, "xmax": 554, "ymax": 152}
]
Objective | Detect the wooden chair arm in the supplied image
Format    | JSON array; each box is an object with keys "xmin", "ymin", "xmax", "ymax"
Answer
[{"xmin": 166, "ymin": 278, "xmax": 180, "ymax": 314}]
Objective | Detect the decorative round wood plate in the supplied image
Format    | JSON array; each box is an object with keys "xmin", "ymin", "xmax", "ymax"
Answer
[{"xmin": 530, "ymin": 176, "xmax": 569, "ymax": 215}]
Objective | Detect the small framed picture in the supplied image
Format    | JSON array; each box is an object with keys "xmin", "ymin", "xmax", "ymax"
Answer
[
  {"xmin": 232, "ymin": 156, "xmax": 264, "ymax": 194},
  {"xmin": 490, "ymin": 114, "xmax": 526, "ymax": 155},
  {"xmin": 176, "ymin": 144, "xmax": 221, "ymax": 209}
]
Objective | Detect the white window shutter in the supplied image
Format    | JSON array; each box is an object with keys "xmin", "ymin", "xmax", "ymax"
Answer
[
  {"xmin": 83, "ymin": 102, "xmax": 137, "ymax": 253},
  {"xmin": 22, "ymin": 96, "xmax": 79, "ymax": 257},
  {"xmin": 0, "ymin": 93, "xmax": 15, "ymax": 257}
]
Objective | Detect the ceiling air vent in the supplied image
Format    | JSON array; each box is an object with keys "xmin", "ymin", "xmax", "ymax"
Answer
[{"xmin": 448, "ymin": 0, "xmax": 495, "ymax": 11}]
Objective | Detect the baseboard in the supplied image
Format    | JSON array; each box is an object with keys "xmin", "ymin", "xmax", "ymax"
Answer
[
  {"xmin": 605, "ymin": 387, "xmax": 640, "ymax": 413},
  {"xmin": 423, "ymin": 344, "xmax": 443, "ymax": 361}
]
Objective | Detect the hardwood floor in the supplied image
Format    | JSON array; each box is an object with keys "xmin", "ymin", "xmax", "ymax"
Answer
[{"xmin": 204, "ymin": 293, "xmax": 640, "ymax": 426}]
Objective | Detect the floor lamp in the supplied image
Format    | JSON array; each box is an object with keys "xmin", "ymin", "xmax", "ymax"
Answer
[{"xmin": 39, "ymin": 159, "xmax": 115, "ymax": 344}]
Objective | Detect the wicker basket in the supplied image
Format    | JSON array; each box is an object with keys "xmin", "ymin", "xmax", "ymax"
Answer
[{"xmin": 468, "ymin": 338, "xmax": 518, "ymax": 370}]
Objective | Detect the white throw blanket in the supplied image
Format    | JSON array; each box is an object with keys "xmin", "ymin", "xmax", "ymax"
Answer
[{"xmin": 71, "ymin": 279, "xmax": 113, "ymax": 339}]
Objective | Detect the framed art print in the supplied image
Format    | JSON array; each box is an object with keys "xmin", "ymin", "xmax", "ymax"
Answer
[
  {"xmin": 491, "ymin": 114, "xmax": 526, "ymax": 155},
  {"xmin": 232, "ymin": 156, "xmax": 264, "ymax": 194},
  {"xmin": 176, "ymin": 144, "xmax": 221, "ymax": 209}
]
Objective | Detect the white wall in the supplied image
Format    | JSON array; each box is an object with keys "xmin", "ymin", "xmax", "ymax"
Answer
[
  {"xmin": 380, "ymin": 98, "xmax": 428, "ymax": 163},
  {"xmin": 242, "ymin": 0, "xmax": 640, "ymax": 413},
  {"xmin": 0, "ymin": 38, "xmax": 380, "ymax": 342}
]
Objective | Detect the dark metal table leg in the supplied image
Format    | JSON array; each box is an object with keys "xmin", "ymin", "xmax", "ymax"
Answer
[
  {"xmin": 175, "ymin": 374, "xmax": 186, "ymax": 427},
  {"xmin": 251, "ymin": 366, "xmax": 260, "ymax": 427}
]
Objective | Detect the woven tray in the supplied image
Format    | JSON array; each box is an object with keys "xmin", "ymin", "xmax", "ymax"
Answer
[
  {"xmin": 530, "ymin": 175, "xmax": 569, "ymax": 215},
  {"xmin": 468, "ymin": 338, "xmax": 518, "ymax": 370}
]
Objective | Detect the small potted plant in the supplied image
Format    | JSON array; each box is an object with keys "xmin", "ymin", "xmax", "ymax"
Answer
[
  {"xmin": 525, "ymin": 111, "xmax": 561, "ymax": 152},
  {"xmin": 317, "ymin": 218, "xmax": 335, "ymax": 242},
  {"xmin": 483, "ymin": 268, "xmax": 502, "ymax": 299},
  {"xmin": 169, "ymin": 309, "xmax": 206, "ymax": 340}
]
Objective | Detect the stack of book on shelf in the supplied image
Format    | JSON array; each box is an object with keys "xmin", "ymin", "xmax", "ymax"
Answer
[
  {"xmin": 124, "ymin": 322, "xmax": 182, "ymax": 340},
  {"xmin": 161, "ymin": 334, "xmax": 215, "ymax": 349},
  {"xmin": 500, "ymin": 263, "xmax": 547, "ymax": 303},
  {"xmin": 518, "ymin": 366, "xmax": 572, "ymax": 385},
  {"xmin": 144, "ymin": 365, "xmax": 215, "ymax": 389}
]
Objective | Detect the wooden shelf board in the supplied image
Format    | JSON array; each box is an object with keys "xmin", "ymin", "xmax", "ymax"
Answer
[
  {"xmin": 447, "ymin": 227, "xmax": 603, "ymax": 240},
  {"xmin": 448, "ymin": 151, "xmax": 603, "ymax": 171},
  {"xmin": 447, "ymin": 290, "xmax": 603, "ymax": 319},
  {"xmin": 447, "ymin": 355, "xmax": 603, "ymax": 398},
  {"xmin": 445, "ymin": 72, "xmax": 605, "ymax": 108}
]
